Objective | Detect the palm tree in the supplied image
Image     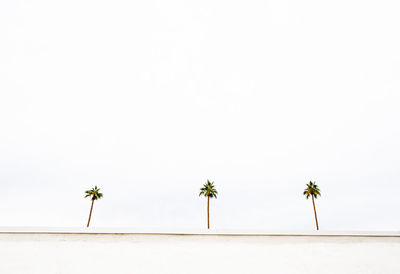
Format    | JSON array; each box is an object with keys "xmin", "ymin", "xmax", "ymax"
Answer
[
  {"xmin": 303, "ymin": 181, "xmax": 321, "ymax": 230},
  {"xmin": 199, "ymin": 180, "xmax": 218, "ymax": 229},
  {"xmin": 84, "ymin": 186, "xmax": 103, "ymax": 227}
]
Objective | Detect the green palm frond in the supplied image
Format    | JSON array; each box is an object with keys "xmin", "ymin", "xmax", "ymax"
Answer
[
  {"xmin": 303, "ymin": 181, "xmax": 321, "ymax": 199},
  {"xmin": 199, "ymin": 180, "xmax": 218, "ymax": 199},
  {"xmin": 84, "ymin": 185, "xmax": 104, "ymax": 200}
]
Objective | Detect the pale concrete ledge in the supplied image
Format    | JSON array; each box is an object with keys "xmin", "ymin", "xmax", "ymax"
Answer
[{"xmin": 0, "ymin": 227, "xmax": 399, "ymax": 237}]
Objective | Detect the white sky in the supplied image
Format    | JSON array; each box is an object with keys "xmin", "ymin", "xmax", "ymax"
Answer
[{"xmin": 0, "ymin": 0, "xmax": 399, "ymax": 230}]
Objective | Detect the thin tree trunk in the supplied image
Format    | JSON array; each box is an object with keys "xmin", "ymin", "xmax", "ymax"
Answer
[
  {"xmin": 207, "ymin": 196, "xmax": 210, "ymax": 229},
  {"xmin": 87, "ymin": 199, "xmax": 95, "ymax": 227},
  {"xmin": 311, "ymin": 195, "xmax": 319, "ymax": 230}
]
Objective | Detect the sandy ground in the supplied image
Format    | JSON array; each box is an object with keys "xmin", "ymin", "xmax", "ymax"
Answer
[{"xmin": 0, "ymin": 233, "xmax": 399, "ymax": 274}]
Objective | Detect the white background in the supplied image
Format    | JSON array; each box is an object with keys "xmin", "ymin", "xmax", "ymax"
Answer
[{"xmin": 0, "ymin": 0, "xmax": 399, "ymax": 230}]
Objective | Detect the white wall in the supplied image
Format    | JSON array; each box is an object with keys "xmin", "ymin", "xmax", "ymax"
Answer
[{"xmin": 1, "ymin": 232, "xmax": 399, "ymax": 274}]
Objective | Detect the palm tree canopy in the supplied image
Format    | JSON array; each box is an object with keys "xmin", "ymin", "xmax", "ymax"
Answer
[
  {"xmin": 199, "ymin": 180, "xmax": 218, "ymax": 198},
  {"xmin": 303, "ymin": 181, "xmax": 321, "ymax": 199},
  {"xmin": 85, "ymin": 186, "xmax": 103, "ymax": 200}
]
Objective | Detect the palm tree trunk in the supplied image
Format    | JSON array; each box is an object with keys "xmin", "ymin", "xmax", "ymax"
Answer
[
  {"xmin": 207, "ymin": 196, "xmax": 210, "ymax": 229},
  {"xmin": 311, "ymin": 195, "xmax": 319, "ymax": 230},
  {"xmin": 87, "ymin": 199, "xmax": 95, "ymax": 227}
]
